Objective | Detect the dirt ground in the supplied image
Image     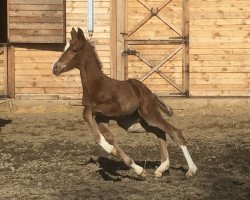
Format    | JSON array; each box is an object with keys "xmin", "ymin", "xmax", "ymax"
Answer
[{"xmin": 0, "ymin": 100, "xmax": 249, "ymax": 200}]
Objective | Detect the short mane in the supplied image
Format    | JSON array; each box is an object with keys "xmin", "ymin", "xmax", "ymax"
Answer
[{"xmin": 88, "ymin": 41, "xmax": 103, "ymax": 70}]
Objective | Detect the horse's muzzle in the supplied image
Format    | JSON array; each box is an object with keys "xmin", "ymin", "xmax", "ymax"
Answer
[{"xmin": 52, "ymin": 62, "xmax": 62, "ymax": 76}]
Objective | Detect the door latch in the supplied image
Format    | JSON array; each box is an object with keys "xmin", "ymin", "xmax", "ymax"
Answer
[{"xmin": 122, "ymin": 48, "xmax": 138, "ymax": 55}]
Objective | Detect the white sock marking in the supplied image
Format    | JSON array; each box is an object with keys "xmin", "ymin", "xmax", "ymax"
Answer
[
  {"xmin": 130, "ymin": 161, "xmax": 143, "ymax": 175},
  {"xmin": 127, "ymin": 123, "xmax": 145, "ymax": 133},
  {"xmin": 181, "ymin": 145, "xmax": 197, "ymax": 172},
  {"xmin": 155, "ymin": 159, "xmax": 170, "ymax": 174},
  {"xmin": 99, "ymin": 134, "xmax": 114, "ymax": 154}
]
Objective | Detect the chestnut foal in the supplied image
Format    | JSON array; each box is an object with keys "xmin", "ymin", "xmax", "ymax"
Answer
[{"xmin": 52, "ymin": 28, "xmax": 197, "ymax": 178}]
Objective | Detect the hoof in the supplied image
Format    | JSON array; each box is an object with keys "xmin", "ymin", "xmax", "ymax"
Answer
[
  {"xmin": 186, "ymin": 169, "xmax": 197, "ymax": 178},
  {"xmin": 154, "ymin": 170, "xmax": 163, "ymax": 178},
  {"xmin": 139, "ymin": 169, "xmax": 147, "ymax": 178},
  {"xmin": 111, "ymin": 147, "xmax": 119, "ymax": 157}
]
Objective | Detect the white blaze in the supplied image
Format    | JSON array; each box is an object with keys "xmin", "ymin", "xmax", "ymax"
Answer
[{"xmin": 52, "ymin": 41, "xmax": 70, "ymax": 70}]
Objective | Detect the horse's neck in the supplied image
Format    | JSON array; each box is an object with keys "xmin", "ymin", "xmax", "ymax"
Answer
[{"xmin": 79, "ymin": 55, "xmax": 104, "ymax": 93}]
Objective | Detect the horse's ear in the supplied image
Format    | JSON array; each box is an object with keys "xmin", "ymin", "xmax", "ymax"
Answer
[
  {"xmin": 71, "ymin": 28, "xmax": 77, "ymax": 39},
  {"xmin": 77, "ymin": 28, "xmax": 86, "ymax": 41}
]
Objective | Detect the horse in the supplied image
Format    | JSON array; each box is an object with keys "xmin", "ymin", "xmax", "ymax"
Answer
[{"xmin": 52, "ymin": 28, "xmax": 197, "ymax": 178}]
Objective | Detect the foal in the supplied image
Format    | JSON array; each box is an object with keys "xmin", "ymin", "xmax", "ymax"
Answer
[{"xmin": 52, "ymin": 28, "xmax": 197, "ymax": 178}]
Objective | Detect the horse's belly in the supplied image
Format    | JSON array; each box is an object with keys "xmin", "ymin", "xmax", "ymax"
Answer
[{"xmin": 120, "ymin": 95, "xmax": 139, "ymax": 116}]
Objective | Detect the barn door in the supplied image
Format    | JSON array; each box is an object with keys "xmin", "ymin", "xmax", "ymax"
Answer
[{"xmin": 115, "ymin": 0, "xmax": 189, "ymax": 96}]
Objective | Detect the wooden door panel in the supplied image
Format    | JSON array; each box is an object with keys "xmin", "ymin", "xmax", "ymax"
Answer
[{"xmin": 123, "ymin": 0, "xmax": 189, "ymax": 96}]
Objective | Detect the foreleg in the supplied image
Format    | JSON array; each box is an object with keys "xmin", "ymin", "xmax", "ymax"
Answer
[{"xmin": 83, "ymin": 107, "xmax": 116, "ymax": 154}]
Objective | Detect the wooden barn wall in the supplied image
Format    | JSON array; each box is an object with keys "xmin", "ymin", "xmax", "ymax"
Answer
[
  {"xmin": 15, "ymin": 0, "xmax": 111, "ymax": 99},
  {"xmin": 189, "ymin": 0, "xmax": 250, "ymax": 96},
  {"xmin": 13, "ymin": 0, "xmax": 250, "ymax": 98}
]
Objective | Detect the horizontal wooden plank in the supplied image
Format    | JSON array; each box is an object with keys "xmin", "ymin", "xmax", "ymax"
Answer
[
  {"xmin": 190, "ymin": 30, "xmax": 250, "ymax": 37},
  {"xmin": 15, "ymin": 55, "xmax": 110, "ymax": 63},
  {"xmin": 127, "ymin": 60, "xmax": 250, "ymax": 68},
  {"xmin": 189, "ymin": 90, "xmax": 250, "ymax": 97},
  {"xmin": 128, "ymin": 65, "xmax": 250, "ymax": 73},
  {"xmin": 128, "ymin": 54, "xmax": 249, "ymax": 61},
  {"xmin": 190, "ymin": 42, "xmax": 250, "ymax": 49},
  {"xmin": 190, "ymin": 60, "xmax": 250, "ymax": 67},
  {"xmin": 15, "ymin": 69, "xmax": 79, "ymax": 76},
  {"xmin": 9, "ymin": 23, "xmax": 63, "ymax": 30},
  {"xmin": 190, "ymin": 49, "xmax": 250, "ymax": 55},
  {"xmin": 190, "ymin": 37, "xmax": 250, "ymax": 43},
  {"xmin": 190, "ymin": 19, "xmax": 250, "ymax": 26},
  {"xmin": 190, "ymin": 12, "xmax": 250, "ymax": 19},
  {"xmin": 190, "ymin": 7, "xmax": 250, "ymax": 13},
  {"xmin": 10, "ymin": 29, "xmax": 63, "ymax": 36},
  {"xmin": 190, "ymin": 24, "xmax": 250, "ymax": 31},
  {"xmin": 191, "ymin": 1, "xmax": 250, "ymax": 8},
  {"xmin": 9, "ymin": 4, "xmax": 64, "ymax": 11},
  {"xmin": 16, "ymin": 87, "xmax": 82, "ymax": 94},
  {"xmin": 190, "ymin": 84, "xmax": 250, "ymax": 91},
  {"xmin": 9, "ymin": 10, "xmax": 64, "ymax": 17},
  {"xmin": 15, "ymin": 50, "xmax": 109, "ymax": 58},
  {"xmin": 14, "ymin": 62, "xmax": 111, "ymax": 70},
  {"xmin": 9, "ymin": 35, "xmax": 64, "ymax": 43},
  {"xmin": 15, "ymin": 75, "xmax": 81, "ymax": 82},
  {"xmin": 9, "ymin": 0, "xmax": 63, "ymax": 5},
  {"xmin": 10, "ymin": 16, "xmax": 63, "ymax": 23},
  {"xmin": 136, "ymin": 83, "xmax": 250, "ymax": 93},
  {"xmin": 15, "ymin": 81, "xmax": 82, "ymax": 88}
]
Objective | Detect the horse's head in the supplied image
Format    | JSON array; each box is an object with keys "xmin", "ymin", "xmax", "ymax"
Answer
[{"xmin": 52, "ymin": 28, "xmax": 86, "ymax": 76}]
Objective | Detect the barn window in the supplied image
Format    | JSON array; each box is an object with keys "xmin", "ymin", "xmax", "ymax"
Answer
[
  {"xmin": 8, "ymin": 0, "xmax": 65, "ymax": 43},
  {"xmin": 0, "ymin": 0, "xmax": 8, "ymax": 43}
]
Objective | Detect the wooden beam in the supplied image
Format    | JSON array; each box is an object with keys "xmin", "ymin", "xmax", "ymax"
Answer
[
  {"xmin": 182, "ymin": 0, "xmax": 189, "ymax": 96},
  {"xmin": 135, "ymin": 53, "xmax": 183, "ymax": 92},
  {"xmin": 127, "ymin": 12, "xmax": 152, "ymax": 37},
  {"xmin": 137, "ymin": 0, "xmax": 172, "ymax": 13},
  {"xmin": 137, "ymin": 0, "xmax": 181, "ymax": 35},
  {"xmin": 7, "ymin": 45, "xmax": 15, "ymax": 98},
  {"xmin": 124, "ymin": 0, "xmax": 128, "ymax": 80},
  {"xmin": 157, "ymin": 0, "xmax": 173, "ymax": 11},
  {"xmin": 110, "ymin": 0, "xmax": 117, "ymax": 78},
  {"xmin": 116, "ymin": 0, "xmax": 125, "ymax": 80},
  {"xmin": 139, "ymin": 45, "xmax": 182, "ymax": 82},
  {"xmin": 3, "ymin": 45, "xmax": 8, "ymax": 96},
  {"xmin": 127, "ymin": 39, "xmax": 183, "ymax": 45},
  {"xmin": 156, "ymin": 14, "xmax": 182, "ymax": 36}
]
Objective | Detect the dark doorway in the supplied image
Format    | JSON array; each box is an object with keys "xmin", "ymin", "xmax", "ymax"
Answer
[{"xmin": 0, "ymin": 0, "xmax": 8, "ymax": 43}]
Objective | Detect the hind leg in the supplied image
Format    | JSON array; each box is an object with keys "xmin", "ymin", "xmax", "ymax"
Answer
[
  {"xmin": 154, "ymin": 137, "xmax": 170, "ymax": 177},
  {"xmin": 138, "ymin": 105, "xmax": 197, "ymax": 178},
  {"xmin": 118, "ymin": 115, "xmax": 171, "ymax": 177},
  {"xmin": 138, "ymin": 121, "xmax": 171, "ymax": 178}
]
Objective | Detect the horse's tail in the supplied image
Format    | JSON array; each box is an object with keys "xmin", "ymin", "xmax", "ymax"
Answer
[{"xmin": 156, "ymin": 96, "xmax": 173, "ymax": 117}]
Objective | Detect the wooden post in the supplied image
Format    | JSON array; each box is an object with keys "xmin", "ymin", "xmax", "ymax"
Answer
[
  {"xmin": 110, "ymin": 0, "xmax": 117, "ymax": 78},
  {"xmin": 116, "ymin": 0, "xmax": 125, "ymax": 80},
  {"xmin": 182, "ymin": 0, "xmax": 189, "ymax": 96},
  {"xmin": 3, "ymin": 44, "xmax": 8, "ymax": 96},
  {"xmin": 7, "ymin": 45, "xmax": 15, "ymax": 98}
]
